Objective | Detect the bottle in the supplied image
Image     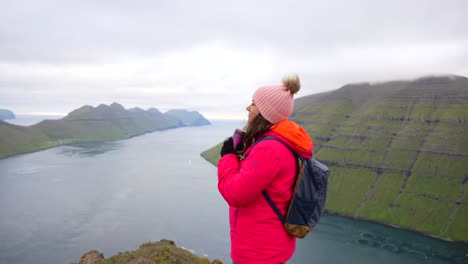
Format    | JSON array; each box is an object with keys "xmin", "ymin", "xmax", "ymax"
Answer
[{"xmin": 232, "ymin": 128, "xmax": 245, "ymax": 148}]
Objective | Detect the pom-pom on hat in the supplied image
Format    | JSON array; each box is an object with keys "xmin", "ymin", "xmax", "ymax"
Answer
[{"xmin": 253, "ymin": 74, "xmax": 301, "ymax": 124}]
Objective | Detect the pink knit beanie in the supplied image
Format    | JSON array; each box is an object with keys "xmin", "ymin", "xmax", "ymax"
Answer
[{"xmin": 253, "ymin": 75, "xmax": 301, "ymax": 124}]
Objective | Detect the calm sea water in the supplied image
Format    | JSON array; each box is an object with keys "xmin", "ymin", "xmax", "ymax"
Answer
[{"xmin": 0, "ymin": 120, "xmax": 467, "ymax": 264}]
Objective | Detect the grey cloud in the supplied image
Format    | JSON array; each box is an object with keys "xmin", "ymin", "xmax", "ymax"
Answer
[
  {"xmin": 1, "ymin": 0, "xmax": 468, "ymax": 116},
  {"xmin": 2, "ymin": 0, "xmax": 467, "ymax": 62}
]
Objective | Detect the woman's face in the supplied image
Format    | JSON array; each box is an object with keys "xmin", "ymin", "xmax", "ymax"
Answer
[{"xmin": 246, "ymin": 101, "xmax": 259, "ymax": 124}]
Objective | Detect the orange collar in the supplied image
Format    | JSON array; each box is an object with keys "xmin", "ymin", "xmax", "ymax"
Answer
[{"xmin": 270, "ymin": 120, "xmax": 313, "ymax": 154}]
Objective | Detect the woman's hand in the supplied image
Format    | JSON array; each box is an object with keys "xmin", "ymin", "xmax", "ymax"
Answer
[{"xmin": 220, "ymin": 137, "xmax": 236, "ymax": 157}]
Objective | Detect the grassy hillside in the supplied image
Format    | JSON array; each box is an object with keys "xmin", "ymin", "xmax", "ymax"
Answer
[
  {"xmin": 0, "ymin": 121, "xmax": 56, "ymax": 157},
  {"xmin": 201, "ymin": 142, "xmax": 223, "ymax": 166},
  {"xmin": 201, "ymin": 75, "xmax": 468, "ymax": 242},
  {"xmin": 0, "ymin": 103, "xmax": 210, "ymax": 159}
]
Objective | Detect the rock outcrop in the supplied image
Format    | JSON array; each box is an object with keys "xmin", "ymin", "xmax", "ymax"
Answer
[{"xmin": 75, "ymin": 239, "xmax": 223, "ymax": 264}]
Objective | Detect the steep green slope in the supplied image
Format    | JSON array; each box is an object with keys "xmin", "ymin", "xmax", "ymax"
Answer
[
  {"xmin": 0, "ymin": 121, "xmax": 55, "ymax": 157},
  {"xmin": 30, "ymin": 103, "xmax": 179, "ymax": 143},
  {"xmin": 0, "ymin": 103, "xmax": 209, "ymax": 159},
  {"xmin": 201, "ymin": 75, "xmax": 468, "ymax": 242},
  {"xmin": 129, "ymin": 107, "xmax": 181, "ymax": 131},
  {"xmin": 200, "ymin": 142, "xmax": 223, "ymax": 166}
]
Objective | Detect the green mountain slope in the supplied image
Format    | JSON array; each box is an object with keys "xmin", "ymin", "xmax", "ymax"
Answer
[
  {"xmin": 201, "ymin": 75, "xmax": 468, "ymax": 242},
  {"xmin": 165, "ymin": 109, "xmax": 211, "ymax": 126},
  {"xmin": 0, "ymin": 103, "xmax": 210, "ymax": 158},
  {"xmin": 0, "ymin": 121, "xmax": 56, "ymax": 156}
]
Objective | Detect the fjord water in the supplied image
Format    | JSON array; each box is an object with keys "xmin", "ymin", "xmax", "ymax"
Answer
[{"xmin": 0, "ymin": 121, "xmax": 467, "ymax": 264}]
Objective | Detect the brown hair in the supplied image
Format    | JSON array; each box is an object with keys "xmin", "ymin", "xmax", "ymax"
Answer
[{"xmin": 238, "ymin": 114, "xmax": 272, "ymax": 154}]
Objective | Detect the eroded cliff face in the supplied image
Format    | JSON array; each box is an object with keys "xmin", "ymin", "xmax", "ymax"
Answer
[{"xmin": 74, "ymin": 239, "xmax": 223, "ymax": 264}]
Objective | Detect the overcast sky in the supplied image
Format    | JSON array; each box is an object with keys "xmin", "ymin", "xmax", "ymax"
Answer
[{"xmin": 1, "ymin": 0, "xmax": 467, "ymax": 120}]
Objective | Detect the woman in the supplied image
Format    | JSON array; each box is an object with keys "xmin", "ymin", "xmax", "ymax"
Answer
[{"xmin": 217, "ymin": 75, "xmax": 313, "ymax": 264}]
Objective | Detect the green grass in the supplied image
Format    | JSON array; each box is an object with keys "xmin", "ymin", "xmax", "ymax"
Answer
[
  {"xmin": 314, "ymin": 148, "xmax": 348, "ymax": 165},
  {"xmin": 423, "ymin": 135, "xmax": 468, "ymax": 155},
  {"xmin": 405, "ymin": 174, "xmax": 462, "ymax": 200},
  {"xmin": 447, "ymin": 205, "xmax": 468, "ymax": 241},
  {"xmin": 0, "ymin": 123, "xmax": 58, "ymax": 158},
  {"xmin": 429, "ymin": 122, "xmax": 468, "ymax": 136},
  {"xmin": 392, "ymin": 193, "xmax": 456, "ymax": 237},
  {"xmin": 315, "ymin": 148, "xmax": 382, "ymax": 167},
  {"xmin": 433, "ymin": 102, "xmax": 468, "ymax": 120},
  {"xmin": 390, "ymin": 136, "xmax": 425, "ymax": 150},
  {"xmin": 346, "ymin": 150, "xmax": 383, "ymax": 167},
  {"xmin": 412, "ymin": 153, "xmax": 466, "ymax": 181},
  {"xmin": 382, "ymin": 150, "xmax": 419, "ymax": 170},
  {"xmin": 396, "ymin": 122, "xmax": 434, "ymax": 137},
  {"xmin": 325, "ymin": 166, "xmax": 376, "ymax": 215},
  {"xmin": 409, "ymin": 101, "xmax": 434, "ymax": 120},
  {"xmin": 354, "ymin": 101, "xmax": 412, "ymax": 117},
  {"xmin": 299, "ymin": 100, "xmax": 354, "ymax": 114},
  {"xmin": 323, "ymin": 134, "xmax": 390, "ymax": 152},
  {"xmin": 200, "ymin": 143, "xmax": 222, "ymax": 166},
  {"xmin": 358, "ymin": 173, "xmax": 406, "ymax": 222},
  {"xmin": 423, "ymin": 123, "xmax": 468, "ymax": 155},
  {"xmin": 352, "ymin": 137, "xmax": 390, "ymax": 151}
]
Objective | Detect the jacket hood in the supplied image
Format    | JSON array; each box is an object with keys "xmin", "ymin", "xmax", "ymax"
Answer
[{"xmin": 268, "ymin": 120, "xmax": 313, "ymax": 158}]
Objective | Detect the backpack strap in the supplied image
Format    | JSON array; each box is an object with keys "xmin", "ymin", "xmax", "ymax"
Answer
[
  {"xmin": 254, "ymin": 136, "xmax": 303, "ymax": 224},
  {"xmin": 257, "ymin": 136, "xmax": 301, "ymax": 158},
  {"xmin": 262, "ymin": 191, "xmax": 285, "ymax": 223}
]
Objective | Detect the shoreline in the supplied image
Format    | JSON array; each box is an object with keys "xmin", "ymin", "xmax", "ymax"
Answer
[
  {"xmin": 0, "ymin": 124, "xmax": 204, "ymax": 160},
  {"xmin": 324, "ymin": 210, "xmax": 468, "ymax": 246}
]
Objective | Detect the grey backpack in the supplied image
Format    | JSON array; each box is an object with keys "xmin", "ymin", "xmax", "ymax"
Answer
[{"xmin": 256, "ymin": 136, "xmax": 329, "ymax": 238}]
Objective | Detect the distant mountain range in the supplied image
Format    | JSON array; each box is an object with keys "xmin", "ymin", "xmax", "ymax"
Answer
[
  {"xmin": 0, "ymin": 109, "xmax": 15, "ymax": 120},
  {"xmin": 201, "ymin": 75, "xmax": 468, "ymax": 242},
  {"xmin": 0, "ymin": 102, "xmax": 210, "ymax": 158}
]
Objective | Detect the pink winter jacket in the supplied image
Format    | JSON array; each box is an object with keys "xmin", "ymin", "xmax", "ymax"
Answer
[{"xmin": 218, "ymin": 121, "xmax": 313, "ymax": 264}]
